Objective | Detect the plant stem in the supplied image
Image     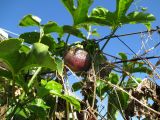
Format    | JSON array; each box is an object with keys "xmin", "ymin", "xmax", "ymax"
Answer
[
  {"xmin": 91, "ymin": 63, "xmax": 97, "ymax": 109},
  {"xmin": 28, "ymin": 67, "xmax": 42, "ymax": 88},
  {"xmin": 113, "ymin": 56, "xmax": 160, "ymax": 64},
  {"xmin": 66, "ymin": 101, "xmax": 70, "ymax": 120},
  {"xmin": 66, "ymin": 34, "xmax": 70, "ymax": 44},
  {"xmin": 97, "ymin": 26, "xmax": 160, "ymax": 42},
  {"xmin": 39, "ymin": 26, "xmax": 44, "ymax": 43}
]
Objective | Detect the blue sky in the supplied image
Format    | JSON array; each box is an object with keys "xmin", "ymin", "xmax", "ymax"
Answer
[{"xmin": 0, "ymin": 0, "xmax": 160, "ymax": 119}]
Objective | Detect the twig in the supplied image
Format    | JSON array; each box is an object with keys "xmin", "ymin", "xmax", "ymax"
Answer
[
  {"xmin": 100, "ymin": 28, "xmax": 117, "ymax": 51},
  {"xmin": 139, "ymin": 41, "xmax": 160, "ymax": 56},
  {"xmin": 113, "ymin": 56, "xmax": 160, "ymax": 64},
  {"xmin": 97, "ymin": 27, "xmax": 160, "ymax": 42},
  {"xmin": 103, "ymin": 52, "xmax": 122, "ymax": 60},
  {"xmin": 28, "ymin": 67, "xmax": 42, "ymax": 88},
  {"xmin": 117, "ymin": 37, "xmax": 138, "ymax": 56},
  {"xmin": 91, "ymin": 63, "xmax": 97, "ymax": 109}
]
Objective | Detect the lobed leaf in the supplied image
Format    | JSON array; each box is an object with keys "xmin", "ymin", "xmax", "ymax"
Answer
[
  {"xmin": 61, "ymin": 0, "xmax": 93, "ymax": 25},
  {"xmin": 115, "ymin": 0, "xmax": 134, "ymax": 21},
  {"xmin": 122, "ymin": 12, "xmax": 156, "ymax": 30}
]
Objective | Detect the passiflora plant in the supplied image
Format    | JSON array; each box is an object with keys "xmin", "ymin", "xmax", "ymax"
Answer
[{"xmin": 0, "ymin": 0, "xmax": 158, "ymax": 119}]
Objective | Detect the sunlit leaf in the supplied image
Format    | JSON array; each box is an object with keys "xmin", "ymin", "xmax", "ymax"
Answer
[
  {"xmin": 61, "ymin": 0, "xmax": 93, "ymax": 25},
  {"xmin": 22, "ymin": 43, "xmax": 57, "ymax": 71},
  {"xmin": 62, "ymin": 95, "xmax": 80, "ymax": 111},
  {"xmin": 19, "ymin": 14, "xmax": 41, "ymax": 27},
  {"xmin": 31, "ymin": 98, "xmax": 50, "ymax": 110},
  {"xmin": 89, "ymin": 7, "xmax": 115, "ymax": 26},
  {"xmin": 38, "ymin": 80, "xmax": 80, "ymax": 111},
  {"xmin": 115, "ymin": 0, "xmax": 134, "ymax": 21},
  {"xmin": 122, "ymin": 12, "xmax": 155, "ymax": 30},
  {"xmin": 55, "ymin": 57, "xmax": 64, "ymax": 77},
  {"xmin": 43, "ymin": 21, "xmax": 63, "ymax": 35}
]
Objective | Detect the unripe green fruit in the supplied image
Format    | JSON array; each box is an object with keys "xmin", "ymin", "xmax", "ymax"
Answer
[{"xmin": 64, "ymin": 47, "xmax": 91, "ymax": 72}]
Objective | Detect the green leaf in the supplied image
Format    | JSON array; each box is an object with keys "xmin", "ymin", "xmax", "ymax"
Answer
[
  {"xmin": 0, "ymin": 38, "xmax": 23, "ymax": 74},
  {"xmin": 96, "ymin": 73, "xmax": 119, "ymax": 100},
  {"xmin": 19, "ymin": 44, "xmax": 30, "ymax": 54},
  {"xmin": 123, "ymin": 12, "xmax": 155, "ymax": 24},
  {"xmin": 118, "ymin": 52, "xmax": 127, "ymax": 60},
  {"xmin": 0, "ymin": 68, "xmax": 12, "ymax": 79},
  {"xmin": 107, "ymin": 95, "xmax": 118, "ymax": 120},
  {"xmin": 22, "ymin": 43, "xmax": 57, "ymax": 71},
  {"xmin": 61, "ymin": 0, "xmax": 74, "ymax": 16},
  {"xmin": 0, "ymin": 39, "xmax": 57, "ymax": 75},
  {"xmin": 27, "ymin": 105, "xmax": 47, "ymax": 119},
  {"xmin": 115, "ymin": 0, "xmax": 133, "ymax": 21},
  {"xmin": 122, "ymin": 12, "xmax": 155, "ymax": 30},
  {"xmin": 51, "ymin": 39, "xmax": 66, "ymax": 56},
  {"xmin": 62, "ymin": 95, "xmax": 80, "ymax": 111},
  {"xmin": 31, "ymin": 98, "xmax": 50, "ymax": 110},
  {"xmin": 55, "ymin": 57, "xmax": 64, "ymax": 77},
  {"xmin": 19, "ymin": 14, "xmax": 41, "ymax": 27},
  {"xmin": 88, "ymin": 7, "xmax": 115, "ymax": 26},
  {"xmin": 126, "ymin": 77, "xmax": 142, "ymax": 88},
  {"xmin": 130, "ymin": 66, "xmax": 152, "ymax": 75},
  {"xmin": 107, "ymin": 91, "xmax": 129, "ymax": 119},
  {"xmin": 19, "ymin": 32, "xmax": 40, "ymax": 44},
  {"xmin": 118, "ymin": 52, "xmax": 127, "ymax": 68},
  {"xmin": 14, "ymin": 108, "xmax": 29, "ymax": 119},
  {"xmin": 72, "ymin": 81, "xmax": 83, "ymax": 91},
  {"xmin": 63, "ymin": 25, "xmax": 86, "ymax": 39},
  {"xmin": 20, "ymin": 32, "xmax": 56, "ymax": 51},
  {"xmin": 41, "ymin": 35, "xmax": 57, "ymax": 51},
  {"xmin": 109, "ymin": 73, "xmax": 119, "ymax": 84},
  {"xmin": 38, "ymin": 80, "xmax": 80, "ymax": 111},
  {"xmin": 91, "ymin": 29, "xmax": 100, "ymax": 37},
  {"xmin": 45, "ymin": 80, "xmax": 62, "ymax": 96},
  {"xmin": 96, "ymin": 79, "xmax": 109, "ymax": 99},
  {"xmin": 61, "ymin": 0, "xmax": 93, "ymax": 25},
  {"xmin": 43, "ymin": 21, "xmax": 63, "ymax": 35}
]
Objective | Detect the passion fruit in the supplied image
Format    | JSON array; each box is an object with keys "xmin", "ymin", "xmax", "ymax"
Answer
[{"xmin": 64, "ymin": 47, "xmax": 91, "ymax": 72}]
